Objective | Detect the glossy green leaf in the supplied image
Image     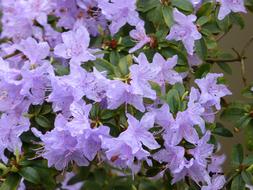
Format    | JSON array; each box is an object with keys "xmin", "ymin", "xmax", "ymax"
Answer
[
  {"xmin": 162, "ymin": 6, "xmax": 173, "ymax": 27},
  {"xmin": 19, "ymin": 167, "xmax": 40, "ymax": 184},
  {"xmin": 231, "ymin": 174, "xmax": 245, "ymax": 190},
  {"xmin": 0, "ymin": 174, "xmax": 21, "ymax": 190},
  {"xmin": 35, "ymin": 115, "xmax": 51, "ymax": 128},
  {"xmin": 231, "ymin": 144, "xmax": 244, "ymax": 166}
]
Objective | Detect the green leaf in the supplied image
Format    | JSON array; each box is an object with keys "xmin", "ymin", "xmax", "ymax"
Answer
[
  {"xmin": 231, "ymin": 174, "xmax": 245, "ymax": 190},
  {"xmin": 217, "ymin": 62, "xmax": 232, "ymax": 75},
  {"xmin": 245, "ymin": 125, "xmax": 253, "ymax": 151},
  {"xmin": 230, "ymin": 13, "xmax": 245, "ymax": 29},
  {"xmin": 146, "ymin": 5, "xmax": 164, "ymax": 25},
  {"xmin": 235, "ymin": 115, "xmax": 252, "ymax": 129},
  {"xmin": 241, "ymin": 171, "xmax": 253, "ymax": 186},
  {"xmin": 19, "ymin": 167, "xmax": 40, "ymax": 184},
  {"xmin": 110, "ymin": 51, "xmax": 120, "ymax": 65},
  {"xmin": 172, "ymin": 83, "xmax": 185, "ymax": 97},
  {"xmin": 40, "ymin": 104, "xmax": 52, "ymax": 115},
  {"xmin": 35, "ymin": 115, "xmax": 51, "ymax": 128},
  {"xmin": 137, "ymin": 0, "xmax": 158, "ymax": 12},
  {"xmin": 118, "ymin": 55, "xmax": 131, "ymax": 76},
  {"xmin": 204, "ymin": 36, "xmax": 217, "ymax": 49},
  {"xmin": 196, "ymin": 2, "xmax": 215, "ymax": 17},
  {"xmin": 231, "ymin": 144, "xmax": 244, "ymax": 166},
  {"xmin": 101, "ymin": 110, "xmax": 115, "ymax": 120},
  {"xmin": 241, "ymin": 85, "xmax": 253, "ymax": 98},
  {"xmin": 195, "ymin": 39, "xmax": 207, "ymax": 60},
  {"xmin": 166, "ymin": 89, "xmax": 181, "ymax": 114},
  {"xmin": 0, "ymin": 174, "xmax": 21, "ymax": 190},
  {"xmin": 213, "ymin": 123, "xmax": 233, "ymax": 137},
  {"xmin": 221, "ymin": 106, "xmax": 246, "ymax": 122},
  {"xmin": 194, "ymin": 64, "xmax": 211, "ymax": 78},
  {"xmin": 94, "ymin": 58, "xmax": 116, "ymax": 77},
  {"xmin": 162, "ymin": 6, "xmax": 173, "ymax": 27},
  {"xmin": 171, "ymin": 0, "xmax": 194, "ymax": 12},
  {"xmin": 197, "ymin": 16, "xmax": 210, "ymax": 26}
]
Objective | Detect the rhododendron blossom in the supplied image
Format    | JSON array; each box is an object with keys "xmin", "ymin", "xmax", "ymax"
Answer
[{"xmin": 0, "ymin": 0, "xmax": 252, "ymax": 189}]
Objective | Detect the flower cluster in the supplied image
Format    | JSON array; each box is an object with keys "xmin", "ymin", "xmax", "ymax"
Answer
[{"xmin": 0, "ymin": 0, "xmax": 249, "ymax": 189}]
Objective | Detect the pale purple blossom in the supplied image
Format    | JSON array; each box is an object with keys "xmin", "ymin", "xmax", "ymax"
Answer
[
  {"xmin": 98, "ymin": 0, "xmax": 143, "ymax": 35},
  {"xmin": 152, "ymin": 53, "xmax": 182, "ymax": 85},
  {"xmin": 102, "ymin": 113, "xmax": 159, "ymax": 170},
  {"xmin": 218, "ymin": 0, "xmax": 247, "ymax": 20},
  {"xmin": 54, "ymin": 26, "xmax": 96, "ymax": 65},
  {"xmin": 0, "ymin": 114, "xmax": 30, "ymax": 163},
  {"xmin": 202, "ymin": 175, "xmax": 226, "ymax": 190},
  {"xmin": 130, "ymin": 53, "xmax": 161, "ymax": 99},
  {"xmin": 106, "ymin": 80, "xmax": 145, "ymax": 112},
  {"xmin": 129, "ymin": 24, "xmax": 151, "ymax": 53},
  {"xmin": 166, "ymin": 8, "xmax": 202, "ymax": 55},
  {"xmin": 17, "ymin": 37, "xmax": 50, "ymax": 64},
  {"xmin": 195, "ymin": 73, "xmax": 232, "ymax": 110}
]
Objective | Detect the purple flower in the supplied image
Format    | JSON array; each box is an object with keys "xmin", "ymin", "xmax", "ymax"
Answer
[
  {"xmin": 202, "ymin": 175, "xmax": 226, "ymax": 190},
  {"xmin": 106, "ymin": 80, "xmax": 145, "ymax": 112},
  {"xmin": 102, "ymin": 113, "xmax": 159, "ymax": 170},
  {"xmin": 172, "ymin": 160, "xmax": 211, "ymax": 185},
  {"xmin": 75, "ymin": 0, "xmax": 107, "ymax": 37},
  {"xmin": 54, "ymin": 26, "xmax": 96, "ymax": 65},
  {"xmin": 58, "ymin": 172, "xmax": 83, "ymax": 190},
  {"xmin": 169, "ymin": 111, "xmax": 200, "ymax": 145},
  {"xmin": 130, "ymin": 53, "xmax": 161, "ymax": 100},
  {"xmin": 186, "ymin": 87, "xmax": 205, "ymax": 132},
  {"xmin": 54, "ymin": 0, "xmax": 77, "ymax": 29},
  {"xmin": 47, "ymin": 74, "xmax": 75, "ymax": 116},
  {"xmin": 153, "ymin": 145, "xmax": 185, "ymax": 174},
  {"xmin": 27, "ymin": 0, "xmax": 56, "ymax": 25},
  {"xmin": 33, "ymin": 103, "xmax": 110, "ymax": 170},
  {"xmin": 0, "ymin": 114, "xmax": 30, "ymax": 163},
  {"xmin": 98, "ymin": 0, "xmax": 143, "ymax": 35},
  {"xmin": 32, "ymin": 123, "xmax": 90, "ymax": 170},
  {"xmin": 129, "ymin": 24, "xmax": 151, "ymax": 53},
  {"xmin": 195, "ymin": 73, "xmax": 232, "ymax": 110},
  {"xmin": 152, "ymin": 53, "xmax": 182, "ymax": 85},
  {"xmin": 187, "ymin": 54, "xmax": 202, "ymax": 66},
  {"xmin": 17, "ymin": 37, "xmax": 50, "ymax": 64},
  {"xmin": 150, "ymin": 103, "xmax": 174, "ymax": 128},
  {"xmin": 218, "ymin": 0, "xmax": 247, "ymax": 20},
  {"xmin": 166, "ymin": 8, "xmax": 202, "ymax": 55},
  {"xmin": 67, "ymin": 66, "xmax": 110, "ymax": 102},
  {"xmin": 189, "ymin": 0, "xmax": 202, "ymax": 10},
  {"xmin": 189, "ymin": 131, "xmax": 214, "ymax": 167},
  {"xmin": 208, "ymin": 154, "xmax": 226, "ymax": 173}
]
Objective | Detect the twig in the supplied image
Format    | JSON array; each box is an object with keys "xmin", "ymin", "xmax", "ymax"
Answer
[{"xmin": 2, "ymin": 50, "xmax": 21, "ymax": 60}]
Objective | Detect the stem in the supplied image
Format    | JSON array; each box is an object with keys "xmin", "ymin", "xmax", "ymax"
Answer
[
  {"xmin": 2, "ymin": 50, "xmax": 21, "ymax": 60},
  {"xmin": 205, "ymin": 57, "xmax": 242, "ymax": 63}
]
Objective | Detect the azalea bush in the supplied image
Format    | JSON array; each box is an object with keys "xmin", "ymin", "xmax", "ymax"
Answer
[{"xmin": 0, "ymin": 0, "xmax": 253, "ymax": 189}]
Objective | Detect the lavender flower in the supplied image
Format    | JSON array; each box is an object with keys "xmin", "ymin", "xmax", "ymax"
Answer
[
  {"xmin": 102, "ymin": 113, "xmax": 159, "ymax": 170},
  {"xmin": 129, "ymin": 24, "xmax": 151, "ymax": 53},
  {"xmin": 98, "ymin": 0, "xmax": 143, "ymax": 35},
  {"xmin": 130, "ymin": 53, "xmax": 161, "ymax": 100},
  {"xmin": 195, "ymin": 73, "xmax": 232, "ymax": 110},
  {"xmin": 0, "ymin": 114, "xmax": 29, "ymax": 163},
  {"xmin": 202, "ymin": 175, "xmax": 226, "ymax": 190},
  {"xmin": 152, "ymin": 53, "xmax": 182, "ymax": 85},
  {"xmin": 54, "ymin": 26, "xmax": 96, "ymax": 65},
  {"xmin": 218, "ymin": 0, "xmax": 247, "ymax": 20},
  {"xmin": 17, "ymin": 37, "xmax": 50, "ymax": 64},
  {"xmin": 106, "ymin": 80, "xmax": 145, "ymax": 112},
  {"xmin": 166, "ymin": 8, "xmax": 202, "ymax": 55}
]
